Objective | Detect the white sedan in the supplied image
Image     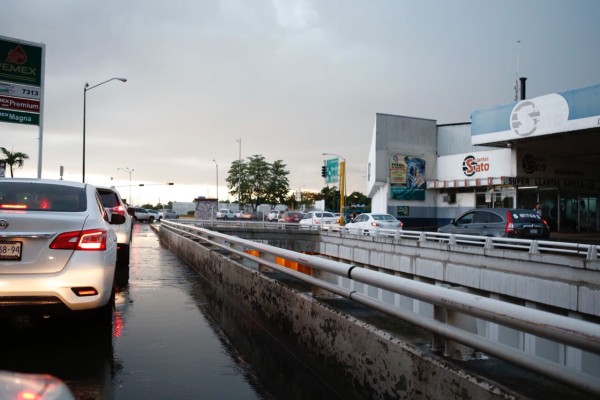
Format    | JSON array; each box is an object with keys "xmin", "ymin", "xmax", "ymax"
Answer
[
  {"xmin": 344, "ymin": 213, "xmax": 403, "ymax": 235},
  {"xmin": 0, "ymin": 178, "xmax": 127, "ymax": 326},
  {"xmin": 299, "ymin": 211, "xmax": 338, "ymax": 226}
]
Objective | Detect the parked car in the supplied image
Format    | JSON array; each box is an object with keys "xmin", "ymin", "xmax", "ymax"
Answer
[
  {"xmin": 278, "ymin": 211, "xmax": 304, "ymax": 223},
  {"xmin": 238, "ymin": 211, "xmax": 253, "ymax": 220},
  {"xmin": 162, "ymin": 209, "xmax": 179, "ymax": 219},
  {"xmin": 216, "ymin": 208, "xmax": 236, "ymax": 220},
  {"xmin": 268, "ymin": 210, "xmax": 285, "ymax": 221},
  {"xmin": 0, "ymin": 178, "xmax": 127, "ymax": 326},
  {"xmin": 146, "ymin": 209, "xmax": 162, "ymax": 222},
  {"xmin": 97, "ymin": 186, "xmax": 133, "ymax": 267},
  {"xmin": 344, "ymin": 213, "xmax": 403, "ymax": 235},
  {"xmin": 127, "ymin": 206, "xmax": 154, "ymax": 223},
  {"xmin": 437, "ymin": 208, "xmax": 550, "ymax": 239},
  {"xmin": 299, "ymin": 211, "xmax": 338, "ymax": 226}
]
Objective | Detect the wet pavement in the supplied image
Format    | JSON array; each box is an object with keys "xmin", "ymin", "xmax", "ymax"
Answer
[{"xmin": 0, "ymin": 222, "xmax": 346, "ymax": 399}]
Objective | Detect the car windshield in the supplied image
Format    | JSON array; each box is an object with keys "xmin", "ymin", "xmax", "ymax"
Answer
[{"xmin": 0, "ymin": 182, "xmax": 86, "ymax": 212}]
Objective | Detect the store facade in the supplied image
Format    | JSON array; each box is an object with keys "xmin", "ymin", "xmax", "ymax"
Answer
[{"xmin": 367, "ymin": 83, "xmax": 600, "ymax": 232}]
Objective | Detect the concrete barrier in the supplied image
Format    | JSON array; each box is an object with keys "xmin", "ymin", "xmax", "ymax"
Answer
[{"xmin": 158, "ymin": 226, "xmax": 531, "ymax": 399}]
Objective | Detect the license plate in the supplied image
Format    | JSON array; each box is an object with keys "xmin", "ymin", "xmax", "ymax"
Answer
[
  {"xmin": 0, "ymin": 240, "xmax": 22, "ymax": 261},
  {"xmin": 529, "ymin": 229, "xmax": 539, "ymax": 235}
]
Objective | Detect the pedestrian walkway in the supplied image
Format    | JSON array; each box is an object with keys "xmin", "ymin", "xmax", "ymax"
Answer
[{"xmin": 551, "ymin": 231, "xmax": 600, "ymax": 245}]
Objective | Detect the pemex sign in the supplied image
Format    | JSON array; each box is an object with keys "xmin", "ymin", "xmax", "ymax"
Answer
[{"xmin": 0, "ymin": 35, "xmax": 44, "ymax": 126}]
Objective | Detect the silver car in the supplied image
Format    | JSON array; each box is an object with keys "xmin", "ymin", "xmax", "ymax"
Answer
[
  {"xmin": 0, "ymin": 179, "xmax": 126, "ymax": 325},
  {"xmin": 97, "ymin": 186, "xmax": 133, "ymax": 267}
]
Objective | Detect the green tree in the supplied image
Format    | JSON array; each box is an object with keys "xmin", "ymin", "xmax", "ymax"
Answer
[
  {"xmin": 0, "ymin": 147, "xmax": 29, "ymax": 177},
  {"xmin": 225, "ymin": 155, "xmax": 290, "ymax": 210}
]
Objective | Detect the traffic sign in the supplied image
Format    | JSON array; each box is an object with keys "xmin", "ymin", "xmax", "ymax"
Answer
[{"xmin": 326, "ymin": 158, "xmax": 339, "ymax": 184}]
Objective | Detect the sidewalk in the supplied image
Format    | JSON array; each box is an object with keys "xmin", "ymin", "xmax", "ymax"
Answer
[{"xmin": 551, "ymin": 231, "xmax": 600, "ymax": 245}]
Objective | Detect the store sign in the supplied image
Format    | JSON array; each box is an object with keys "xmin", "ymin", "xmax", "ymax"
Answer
[
  {"xmin": 0, "ymin": 36, "xmax": 44, "ymax": 128},
  {"xmin": 0, "ymin": 95, "xmax": 39, "ymax": 113},
  {"xmin": 0, "ymin": 81, "xmax": 42, "ymax": 100},
  {"xmin": 0, "ymin": 37, "xmax": 43, "ymax": 86},
  {"xmin": 502, "ymin": 176, "xmax": 598, "ymax": 190},
  {"xmin": 436, "ymin": 149, "xmax": 512, "ymax": 181},
  {"xmin": 471, "ymin": 83, "xmax": 600, "ymax": 145}
]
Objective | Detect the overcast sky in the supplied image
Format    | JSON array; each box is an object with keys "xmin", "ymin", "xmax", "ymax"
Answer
[{"xmin": 2, "ymin": 0, "xmax": 599, "ymax": 205}]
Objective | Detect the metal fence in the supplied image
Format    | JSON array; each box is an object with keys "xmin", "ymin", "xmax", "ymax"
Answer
[{"xmin": 160, "ymin": 219, "xmax": 600, "ymax": 396}]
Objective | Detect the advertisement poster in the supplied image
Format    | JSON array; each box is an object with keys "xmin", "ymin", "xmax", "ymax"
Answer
[{"xmin": 389, "ymin": 154, "xmax": 426, "ymax": 201}]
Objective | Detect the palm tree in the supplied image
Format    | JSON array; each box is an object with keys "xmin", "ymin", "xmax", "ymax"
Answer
[{"xmin": 0, "ymin": 147, "xmax": 29, "ymax": 177}]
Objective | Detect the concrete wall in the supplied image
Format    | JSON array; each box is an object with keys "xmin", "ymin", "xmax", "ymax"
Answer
[{"xmin": 158, "ymin": 227, "xmax": 527, "ymax": 399}]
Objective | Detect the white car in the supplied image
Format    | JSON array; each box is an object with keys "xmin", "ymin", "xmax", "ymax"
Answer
[
  {"xmin": 216, "ymin": 208, "xmax": 236, "ymax": 220},
  {"xmin": 344, "ymin": 213, "xmax": 403, "ymax": 235},
  {"xmin": 267, "ymin": 210, "xmax": 285, "ymax": 221},
  {"xmin": 146, "ymin": 209, "xmax": 162, "ymax": 222},
  {"xmin": 299, "ymin": 211, "xmax": 338, "ymax": 226},
  {"xmin": 97, "ymin": 186, "xmax": 133, "ymax": 267},
  {"xmin": 0, "ymin": 179, "xmax": 127, "ymax": 326}
]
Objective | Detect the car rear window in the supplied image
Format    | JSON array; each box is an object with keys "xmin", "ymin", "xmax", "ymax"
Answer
[
  {"xmin": 98, "ymin": 191, "xmax": 120, "ymax": 208},
  {"xmin": 0, "ymin": 182, "xmax": 86, "ymax": 212}
]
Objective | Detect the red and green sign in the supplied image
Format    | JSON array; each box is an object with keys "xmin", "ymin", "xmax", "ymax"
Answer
[{"xmin": 0, "ymin": 36, "xmax": 43, "ymax": 87}]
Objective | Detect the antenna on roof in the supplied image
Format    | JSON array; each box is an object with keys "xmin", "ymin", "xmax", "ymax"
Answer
[{"xmin": 514, "ymin": 40, "xmax": 521, "ymax": 101}]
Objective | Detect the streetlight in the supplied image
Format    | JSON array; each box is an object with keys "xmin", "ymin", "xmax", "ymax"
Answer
[
  {"xmin": 83, "ymin": 77, "xmax": 127, "ymax": 182},
  {"xmin": 322, "ymin": 152, "xmax": 346, "ymax": 226},
  {"xmin": 236, "ymin": 138, "xmax": 242, "ymax": 206},
  {"xmin": 212, "ymin": 159, "xmax": 218, "ymax": 202},
  {"xmin": 117, "ymin": 167, "xmax": 134, "ymax": 205}
]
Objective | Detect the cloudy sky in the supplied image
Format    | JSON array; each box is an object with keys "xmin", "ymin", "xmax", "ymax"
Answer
[{"xmin": 2, "ymin": 0, "xmax": 599, "ymax": 205}]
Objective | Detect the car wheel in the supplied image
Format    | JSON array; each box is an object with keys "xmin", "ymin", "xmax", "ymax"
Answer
[
  {"xmin": 149, "ymin": 216, "xmax": 155, "ymax": 223},
  {"xmin": 117, "ymin": 244, "xmax": 130, "ymax": 268}
]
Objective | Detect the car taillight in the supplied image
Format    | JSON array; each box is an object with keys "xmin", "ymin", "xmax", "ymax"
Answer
[
  {"xmin": 505, "ymin": 211, "xmax": 515, "ymax": 234},
  {"xmin": 109, "ymin": 205, "xmax": 126, "ymax": 216},
  {"xmin": 50, "ymin": 229, "xmax": 108, "ymax": 251}
]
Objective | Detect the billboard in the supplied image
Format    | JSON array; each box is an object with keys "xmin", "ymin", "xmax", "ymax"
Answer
[{"xmin": 389, "ymin": 154, "xmax": 426, "ymax": 201}]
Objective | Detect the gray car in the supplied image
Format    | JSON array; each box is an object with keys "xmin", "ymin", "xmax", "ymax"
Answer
[{"xmin": 438, "ymin": 208, "xmax": 550, "ymax": 239}]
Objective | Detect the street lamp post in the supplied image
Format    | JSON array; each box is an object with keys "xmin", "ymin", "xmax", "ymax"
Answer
[
  {"xmin": 117, "ymin": 167, "xmax": 134, "ymax": 205},
  {"xmin": 83, "ymin": 77, "xmax": 127, "ymax": 183},
  {"xmin": 322, "ymin": 152, "xmax": 346, "ymax": 226},
  {"xmin": 212, "ymin": 159, "xmax": 218, "ymax": 202},
  {"xmin": 236, "ymin": 138, "xmax": 242, "ymax": 206}
]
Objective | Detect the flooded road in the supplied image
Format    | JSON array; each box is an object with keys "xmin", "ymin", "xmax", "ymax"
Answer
[{"xmin": 0, "ymin": 222, "xmax": 345, "ymax": 399}]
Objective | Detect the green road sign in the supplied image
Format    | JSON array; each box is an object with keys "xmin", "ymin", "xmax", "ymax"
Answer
[{"xmin": 326, "ymin": 158, "xmax": 339, "ymax": 184}]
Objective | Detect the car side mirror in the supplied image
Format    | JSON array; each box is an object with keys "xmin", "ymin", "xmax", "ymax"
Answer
[
  {"xmin": 109, "ymin": 213, "xmax": 126, "ymax": 225},
  {"xmin": 451, "ymin": 219, "xmax": 457, "ymax": 225}
]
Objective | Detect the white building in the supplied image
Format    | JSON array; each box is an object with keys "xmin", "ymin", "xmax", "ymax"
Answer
[{"xmin": 367, "ymin": 83, "xmax": 600, "ymax": 232}]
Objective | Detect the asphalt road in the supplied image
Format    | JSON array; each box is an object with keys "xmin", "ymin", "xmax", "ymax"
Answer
[{"xmin": 0, "ymin": 222, "xmax": 344, "ymax": 400}]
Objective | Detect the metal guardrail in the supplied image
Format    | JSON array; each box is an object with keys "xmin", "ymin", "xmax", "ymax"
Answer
[
  {"xmin": 185, "ymin": 219, "xmax": 600, "ymax": 260},
  {"xmin": 160, "ymin": 219, "xmax": 600, "ymax": 396}
]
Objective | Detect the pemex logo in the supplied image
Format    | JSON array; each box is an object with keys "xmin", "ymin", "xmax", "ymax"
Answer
[{"xmin": 5, "ymin": 45, "xmax": 27, "ymax": 64}]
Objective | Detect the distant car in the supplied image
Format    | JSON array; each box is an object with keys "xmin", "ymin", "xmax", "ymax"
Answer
[
  {"xmin": 437, "ymin": 208, "xmax": 550, "ymax": 239},
  {"xmin": 146, "ymin": 209, "xmax": 162, "ymax": 222},
  {"xmin": 268, "ymin": 210, "xmax": 285, "ymax": 221},
  {"xmin": 0, "ymin": 370, "xmax": 75, "ymax": 400},
  {"xmin": 162, "ymin": 209, "xmax": 179, "ymax": 219},
  {"xmin": 0, "ymin": 178, "xmax": 127, "ymax": 325},
  {"xmin": 278, "ymin": 211, "xmax": 304, "ymax": 223},
  {"xmin": 127, "ymin": 207, "xmax": 154, "ymax": 223},
  {"xmin": 97, "ymin": 186, "xmax": 133, "ymax": 267},
  {"xmin": 299, "ymin": 211, "xmax": 337, "ymax": 226},
  {"xmin": 344, "ymin": 213, "xmax": 403, "ymax": 235},
  {"xmin": 238, "ymin": 211, "xmax": 253, "ymax": 220},
  {"xmin": 216, "ymin": 208, "xmax": 236, "ymax": 220}
]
